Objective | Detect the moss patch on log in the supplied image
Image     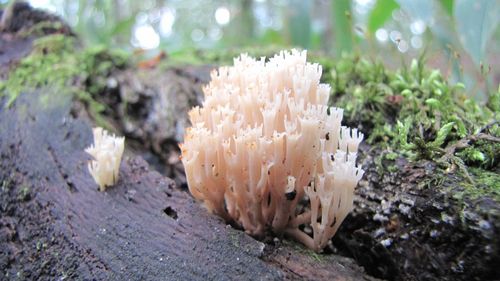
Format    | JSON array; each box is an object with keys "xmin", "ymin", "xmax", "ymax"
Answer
[
  {"xmin": 321, "ymin": 54, "xmax": 498, "ymax": 165},
  {"xmin": 316, "ymin": 53, "xmax": 498, "ymax": 203},
  {"xmin": 0, "ymin": 33, "xmax": 128, "ymax": 127}
]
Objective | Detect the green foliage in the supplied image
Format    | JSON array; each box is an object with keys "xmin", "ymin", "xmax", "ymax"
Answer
[
  {"xmin": 440, "ymin": 0, "xmax": 454, "ymax": 16},
  {"xmin": 454, "ymin": 167, "xmax": 500, "ymax": 202},
  {"xmin": 288, "ymin": 0, "xmax": 311, "ymax": 48},
  {"xmin": 165, "ymin": 45, "xmax": 286, "ymax": 66},
  {"xmin": 368, "ymin": 0, "xmax": 399, "ymax": 34},
  {"xmin": 324, "ymin": 53, "xmax": 499, "ymax": 168},
  {"xmin": 74, "ymin": 0, "xmax": 136, "ymax": 47},
  {"xmin": 332, "ymin": 0, "xmax": 353, "ymax": 54},
  {"xmin": 454, "ymin": 0, "xmax": 500, "ymax": 67},
  {"xmin": 0, "ymin": 34, "xmax": 128, "ymax": 126}
]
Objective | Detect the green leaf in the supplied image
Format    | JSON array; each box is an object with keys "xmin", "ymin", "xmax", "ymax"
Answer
[
  {"xmin": 258, "ymin": 29, "xmax": 286, "ymax": 45},
  {"xmin": 431, "ymin": 122, "xmax": 455, "ymax": 147},
  {"xmin": 454, "ymin": 0, "xmax": 500, "ymax": 67},
  {"xmin": 110, "ymin": 17, "xmax": 136, "ymax": 38},
  {"xmin": 470, "ymin": 150, "xmax": 485, "ymax": 162},
  {"xmin": 396, "ymin": 118, "xmax": 415, "ymax": 150},
  {"xmin": 368, "ymin": 0, "xmax": 399, "ymax": 34},
  {"xmin": 425, "ymin": 98, "xmax": 441, "ymax": 108},
  {"xmin": 289, "ymin": 0, "xmax": 312, "ymax": 48},
  {"xmin": 332, "ymin": 0, "xmax": 353, "ymax": 54},
  {"xmin": 439, "ymin": 0, "xmax": 454, "ymax": 16}
]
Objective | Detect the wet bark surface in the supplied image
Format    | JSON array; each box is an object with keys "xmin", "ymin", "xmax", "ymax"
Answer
[
  {"xmin": 101, "ymin": 65, "xmax": 212, "ymax": 188},
  {"xmin": 336, "ymin": 151, "xmax": 499, "ymax": 280}
]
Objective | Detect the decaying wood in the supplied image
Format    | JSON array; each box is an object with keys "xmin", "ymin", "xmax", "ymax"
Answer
[
  {"xmin": 0, "ymin": 12, "xmax": 375, "ymax": 279},
  {"xmin": 0, "ymin": 89, "xmax": 376, "ymax": 280},
  {"xmin": 0, "ymin": 6, "xmax": 375, "ymax": 279}
]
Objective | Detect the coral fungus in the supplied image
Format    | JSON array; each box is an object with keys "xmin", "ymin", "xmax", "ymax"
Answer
[
  {"xmin": 181, "ymin": 50, "xmax": 364, "ymax": 251},
  {"xmin": 86, "ymin": 127, "xmax": 125, "ymax": 191}
]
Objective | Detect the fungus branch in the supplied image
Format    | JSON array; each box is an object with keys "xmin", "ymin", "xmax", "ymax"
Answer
[
  {"xmin": 180, "ymin": 50, "xmax": 364, "ymax": 252},
  {"xmin": 85, "ymin": 127, "xmax": 125, "ymax": 191}
]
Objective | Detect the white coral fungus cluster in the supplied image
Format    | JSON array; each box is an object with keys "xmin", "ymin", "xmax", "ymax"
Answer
[
  {"xmin": 85, "ymin": 127, "xmax": 125, "ymax": 192},
  {"xmin": 180, "ymin": 50, "xmax": 364, "ymax": 252}
]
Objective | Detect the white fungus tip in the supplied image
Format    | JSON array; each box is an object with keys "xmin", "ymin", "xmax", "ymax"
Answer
[
  {"xmin": 85, "ymin": 127, "xmax": 125, "ymax": 192},
  {"xmin": 180, "ymin": 50, "xmax": 364, "ymax": 251}
]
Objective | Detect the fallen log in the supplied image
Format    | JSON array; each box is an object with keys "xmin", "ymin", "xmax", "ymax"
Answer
[
  {"xmin": 0, "ymin": 90, "xmax": 376, "ymax": 280},
  {"xmin": 0, "ymin": 5, "xmax": 376, "ymax": 279}
]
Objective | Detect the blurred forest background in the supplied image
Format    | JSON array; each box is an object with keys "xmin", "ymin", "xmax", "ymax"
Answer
[{"xmin": 4, "ymin": 0, "xmax": 499, "ymax": 99}]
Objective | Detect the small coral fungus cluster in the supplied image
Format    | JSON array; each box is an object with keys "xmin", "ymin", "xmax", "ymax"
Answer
[
  {"xmin": 86, "ymin": 127, "xmax": 125, "ymax": 191},
  {"xmin": 180, "ymin": 50, "xmax": 364, "ymax": 252}
]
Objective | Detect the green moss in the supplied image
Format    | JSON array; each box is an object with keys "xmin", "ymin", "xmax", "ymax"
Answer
[
  {"xmin": 281, "ymin": 239, "xmax": 326, "ymax": 262},
  {"xmin": 163, "ymin": 45, "xmax": 294, "ymax": 67},
  {"xmin": 309, "ymin": 251, "xmax": 324, "ymax": 262},
  {"xmin": 457, "ymin": 140, "xmax": 500, "ymax": 169},
  {"xmin": 0, "ymin": 34, "xmax": 76, "ymax": 106},
  {"xmin": 311, "ymin": 53, "xmax": 499, "ymax": 202},
  {"xmin": 35, "ymin": 240, "xmax": 48, "ymax": 251},
  {"xmin": 322, "ymin": 53, "xmax": 498, "ymax": 169},
  {"xmin": 453, "ymin": 168, "xmax": 500, "ymax": 203},
  {"xmin": 17, "ymin": 21, "xmax": 65, "ymax": 38},
  {"xmin": 229, "ymin": 231, "xmax": 241, "ymax": 248},
  {"xmin": 17, "ymin": 185, "xmax": 31, "ymax": 201},
  {"xmin": 0, "ymin": 34, "xmax": 128, "ymax": 127},
  {"xmin": 373, "ymin": 150, "xmax": 400, "ymax": 176},
  {"xmin": 385, "ymin": 152, "xmax": 398, "ymax": 160}
]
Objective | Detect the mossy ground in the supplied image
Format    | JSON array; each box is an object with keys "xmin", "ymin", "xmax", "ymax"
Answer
[
  {"xmin": 454, "ymin": 168, "xmax": 500, "ymax": 203},
  {"xmin": 319, "ymin": 53, "xmax": 499, "ymax": 202},
  {"xmin": 2, "ymin": 34, "xmax": 498, "ymax": 203},
  {"xmin": 0, "ymin": 33, "xmax": 128, "ymax": 128}
]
